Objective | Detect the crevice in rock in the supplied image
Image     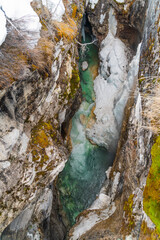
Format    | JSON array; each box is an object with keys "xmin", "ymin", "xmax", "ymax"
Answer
[
  {"xmin": 117, "ymin": 24, "xmax": 141, "ymax": 52},
  {"xmin": 60, "ymin": 89, "xmax": 81, "ymax": 141},
  {"xmin": 47, "ymin": 183, "xmax": 67, "ymax": 240}
]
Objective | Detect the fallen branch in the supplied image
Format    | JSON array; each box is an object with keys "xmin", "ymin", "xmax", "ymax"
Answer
[{"xmin": 75, "ymin": 38, "xmax": 97, "ymax": 46}]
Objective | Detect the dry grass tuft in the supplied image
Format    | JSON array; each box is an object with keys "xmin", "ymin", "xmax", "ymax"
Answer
[
  {"xmin": 53, "ymin": 16, "xmax": 78, "ymax": 41},
  {"xmin": 0, "ymin": 27, "xmax": 29, "ymax": 89},
  {"xmin": 29, "ymin": 37, "xmax": 54, "ymax": 75},
  {"xmin": 0, "ymin": 1, "xmax": 80, "ymax": 89},
  {"xmin": 0, "ymin": 19, "xmax": 55, "ymax": 89}
]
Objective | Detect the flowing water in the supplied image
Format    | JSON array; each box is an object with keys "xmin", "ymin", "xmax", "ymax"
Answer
[{"xmin": 57, "ymin": 34, "xmax": 115, "ymax": 226}]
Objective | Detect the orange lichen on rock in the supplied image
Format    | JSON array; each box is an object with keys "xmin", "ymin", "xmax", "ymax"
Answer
[{"xmin": 72, "ymin": 4, "xmax": 78, "ymax": 19}]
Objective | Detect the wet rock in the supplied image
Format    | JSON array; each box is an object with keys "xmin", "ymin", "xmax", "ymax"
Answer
[
  {"xmin": 86, "ymin": 6, "xmax": 141, "ymax": 150},
  {"xmin": 81, "ymin": 61, "xmax": 88, "ymax": 71}
]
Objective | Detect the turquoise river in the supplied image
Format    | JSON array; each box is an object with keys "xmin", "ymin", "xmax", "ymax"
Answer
[{"xmin": 57, "ymin": 35, "xmax": 115, "ymax": 226}]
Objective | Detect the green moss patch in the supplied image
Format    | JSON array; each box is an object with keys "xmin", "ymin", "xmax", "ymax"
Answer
[
  {"xmin": 143, "ymin": 135, "xmax": 160, "ymax": 234},
  {"xmin": 59, "ymin": 65, "xmax": 80, "ymax": 102},
  {"xmin": 123, "ymin": 194, "xmax": 135, "ymax": 231},
  {"xmin": 70, "ymin": 67, "xmax": 80, "ymax": 98}
]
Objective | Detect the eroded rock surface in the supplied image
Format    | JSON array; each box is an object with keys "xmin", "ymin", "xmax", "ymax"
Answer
[
  {"xmin": 85, "ymin": 0, "xmax": 148, "ymax": 150},
  {"xmin": 69, "ymin": 0, "xmax": 160, "ymax": 239},
  {"xmin": 0, "ymin": 0, "xmax": 84, "ymax": 237}
]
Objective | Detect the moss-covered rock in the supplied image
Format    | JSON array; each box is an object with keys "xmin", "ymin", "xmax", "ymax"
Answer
[{"xmin": 143, "ymin": 136, "xmax": 160, "ymax": 234}]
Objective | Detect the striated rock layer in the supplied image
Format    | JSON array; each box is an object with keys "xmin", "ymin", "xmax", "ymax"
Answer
[
  {"xmin": 0, "ymin": 0, "xmax": 84, "ymax": 238},
  {"xmin": 69, "ymin": 0, "xmax": 160, "ymax": 239}
]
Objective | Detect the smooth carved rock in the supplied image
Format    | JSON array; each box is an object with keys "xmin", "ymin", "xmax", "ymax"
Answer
[{"xmin": 81, "ymin": 61, "xmax": 88, "ymax": 71}]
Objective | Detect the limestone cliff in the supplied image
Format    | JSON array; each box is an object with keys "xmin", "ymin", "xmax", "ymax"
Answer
[
  {"xmin": 0, "ymin": 0, "xmax": 84, "ymax": 238},
  {"xmin": 69, "ymin": 0, "xmax": 160, "ymax": 239}
]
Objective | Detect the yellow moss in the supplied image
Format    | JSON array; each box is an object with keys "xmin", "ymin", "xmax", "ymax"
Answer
[
  {"xmin": 59, "ymin": 64, "xmax": 80, "ymax": 102},
  {"xmin": 31, "ymin": 121, "xmax": 53, "ymax": 149},
  {"xmin": 123, "ymin": 194, "xmax": 135, "ymax": 231},
  {"xmin": 70, "ymin": 67, "xmax": 80, "ymax": 97},
  {"xmin": 31, "ymin": 120, "xmax": 62, "ymax": 162},
  {"xmin": 149, "ymin": 43, "xmax": 154, "ymax": 52},
  {"xmin": 140, "ymin": 221, "xmax": 160, "ymax": 240},
  {"xmin": 31, "ymin": 121, "xmax": 53, "ymax": 166},
  {"xmin": 143, "ymin": 135, "xmax": 160, "ymax": 234},
  {"xmin": 35, "ymin": 130, "xmax": 50, "ymax": 148},
  {"xmin": 29, "ymin": 119, "xmax": 63, "ymax": 184}
]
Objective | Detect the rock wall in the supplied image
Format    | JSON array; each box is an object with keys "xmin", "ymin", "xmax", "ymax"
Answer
[
  {"xmin": 85, "ymin": 0, "xmax": 148, "ymax": 150},
  {"xmin": 0, "ymin": 0, "xmax": 84, "ymax": 238},
  {"xmin": 69, "ymin": 0, "xmax": 160, "ymax": 239}
]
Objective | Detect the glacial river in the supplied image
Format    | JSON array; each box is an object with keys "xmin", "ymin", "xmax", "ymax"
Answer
[{"xmin": 57, "ymin": 34, "xmax": 115, "ymax": 225}]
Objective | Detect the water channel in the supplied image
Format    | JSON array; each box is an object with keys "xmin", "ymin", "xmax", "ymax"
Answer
[{"xmin": 57, "ymin": 31, "xmax": 115, "ymax": 226}]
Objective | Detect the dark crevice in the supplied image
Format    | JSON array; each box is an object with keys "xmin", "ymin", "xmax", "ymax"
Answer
[{"xmin": 118, "ymin": 25, "xmax": 141, "ymax": 52}]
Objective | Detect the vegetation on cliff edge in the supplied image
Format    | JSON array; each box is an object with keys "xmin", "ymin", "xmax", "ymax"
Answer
[{"xmin": 143, "ymin": 135, "xmax": 160, "ymax": 235}]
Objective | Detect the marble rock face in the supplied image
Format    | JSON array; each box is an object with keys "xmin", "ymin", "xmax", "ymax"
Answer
[{"xmin": 0, "ymin": 0, "xmax": 84, "ymax": 237}]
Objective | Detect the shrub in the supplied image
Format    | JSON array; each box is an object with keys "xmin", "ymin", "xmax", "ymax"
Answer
[
  {"xmin": 0, "ymin": 18, "xmax": 55, "ymax": 89},
  {"xmin": 143, "ymin": 78, "xmax": 160, "ymax": 235},
  {"xmin": 0, "ymin": 24, "xmax": 29, "ymax": 89}
]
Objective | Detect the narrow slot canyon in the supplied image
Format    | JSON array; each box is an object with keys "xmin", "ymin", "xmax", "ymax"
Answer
[
  {"xmin": 57, "ymin": 14, "xmax": 115, "ymax": 227},
  {"xmin": 0, "ymin": 0, "xmax": 159, "ymax": 240}
]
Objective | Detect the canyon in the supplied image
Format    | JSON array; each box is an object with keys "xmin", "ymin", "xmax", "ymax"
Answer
[{"xmin": 0, "ymin": 0, "xmax": 159, "ymax": 239}]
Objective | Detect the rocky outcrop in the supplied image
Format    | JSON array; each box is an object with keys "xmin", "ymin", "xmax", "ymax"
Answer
[
  {"xmin": 0, "ymin": 0, "xmax": 84, "ymax": 237},
  {"xmin": 1, "ymin": 184, "xmax": 67, "ymax": 240},
  {"xmin": 1, "ymin": 187, "xmax": 53, "ymax": 240},
  {"xmin": 69, "ymin": 0, "xmax": 160, "ymax": 239},
  {"xmin": 85, "ymin": 0, "xmax": 148, "ymax": 150}
]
